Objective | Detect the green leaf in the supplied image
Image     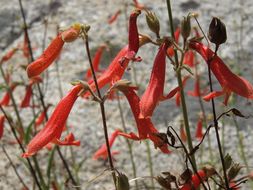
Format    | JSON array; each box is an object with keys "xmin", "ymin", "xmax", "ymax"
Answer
[
  {"xmin": 24, "ymin": 111, "xmax": 40, "ymax": 144},
  {"xmin": 228, "ymin": 163, "xmax": 242, "ymax": 180},
  {"xmin": 224, "ymin": 153, "xmax": 233, "ymax": 170},
  {"xmin": 182, "ymin": 65, "xmax": 194, "ymax": 75}
]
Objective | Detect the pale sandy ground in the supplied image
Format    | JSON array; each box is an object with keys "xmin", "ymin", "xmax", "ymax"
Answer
[{"xmin": 0, "ymin": 0, "xmax": 253, "ymax": 189}]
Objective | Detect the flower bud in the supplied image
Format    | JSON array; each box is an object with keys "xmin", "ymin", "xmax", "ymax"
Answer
[
  {"xmin": 146, "ymin": 11, "xmax": 160, "ymax": 37},
  {"xmin": 208, "ymin": 17, "xmax": 227, "ymax": 46},
  {"xmin": 156, "ymin": 175, "xmax": 171, "ymax": 189},
  {"xmin": 181, "ymin": 16, "xmax": 191, "ymax": 40},
  {"xmin": 116, "ymin": 172, "xmax": 130, "ymax": 190}
]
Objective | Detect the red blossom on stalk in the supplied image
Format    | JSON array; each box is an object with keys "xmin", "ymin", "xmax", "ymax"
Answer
[
  {"xmin": 183, "ymin": 50, "xmax": 195, "ymax": 67},
  {"xmin": 0, "ymin": 48, "xmax": 18, "ymax": 64},
  {"xmin": 167, "ymin": 27, "xmax": 180, "ymax": 57},
  {"xmin": 83, "ymin": 10, "xmax": 141, "ymax": 98},
  {"xmin": 26, "ymin": 24, "xmax": 81, "ymax": 78},
  {"xmin": 189, "ymin": 41, "xmax": 253, "ymax": 105},
  {"xmin": 0, "ymin": 115, "xmax": 5, "ymax": 140},
  {"xmin": 93, "ymin": 129, "xmax": 121, "ymax": 160},
  {"xmin": 20, "ymin": 76, "xmax": 42, "ymax": 108},
  {"xmin": 180, "ymin": 125, "xmax": 187, "ymax": 142},
  {"xmin": 35, "ymin": 106, "xmax": 50, "ymax": 128},
  {"xmin": 179, "ymin": 170, "xmax": 207, "ymax": 190},
  {"xmin": 112, "ymin": 84, "xmax": 170, "ymax": 153},
  {"xmin": 132, "ymin": 0, "xmax": 146, "ymax": 10},
  {"xmin": 195, "ymin": 117, "xmax": 203, "ymax": 140},
  {"xmin": 123, "ymin": 9, "xmax": 141, "ymax": 62},
  {"xmin": 139, "ymin": 40, "xmax": 172, "ymax": 118},
  {"xmin": 187, "ymin": 75, "xmax": 205, "ymax": 97},
  {"xmin": 22, "ymin": 84, "xmax": 85, "ymax": 158},
  {"xmin": 23, "ymin": 33, "xmax": 30, "ymax": 58},
  {"xmin": 85, "ymin": 44, "xmax": 107, "ymax": 79},
  {"xmin": 175, "ymin": 76, "xmax": 190, "ymax": 107},
  {"xmin": 0, "ymin": 83, "xmax": 18, "ymax": 106},
  {"xmin": 108, "ymin": 10, "xmax": 121, "ymax": 24}
]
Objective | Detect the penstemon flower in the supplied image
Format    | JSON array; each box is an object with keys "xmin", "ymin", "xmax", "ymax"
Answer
[
  {"xmin": 108, "ymin": 10, "xmax": 121, "ymax": 24},
  {"xmin": 85, "ymin": 44, "xmax": 107, "ymax": 79},
  {"xmin": 0, "ymin": 83, "xmax": 18, "ymax": 106},
  {"xmin": 0, "ymin": 115, "xmax": 5, "ymax": 140},
  {"xmin": 189, "ymin": 41, "xmax": 253, "ymax": 105},
  {"xmin": 110, "ymin": 81, "xmax": 170, "ymax": 153},
  {"xmin": 195, "ymin": 117, "xmax": 203, "ymax": 140},
  {"xmin": 26, "ymin": 24, "xmax": 82, "ymax": 78},
  {"xmin": 83, "ymin": 9, "xmax": 141, "ymax": 98},
  {"xmin": 93, "ymin": 129, "xmax": 120, "ymax": 160},
  {"xmin": 20, "ymin": 76, "xmax": 42, "ymax": 108},
  {"xmin": 139, "ymin": 40, "xmax": 171, "ymax": 118},
  {"xmin": 22, "ymin": 83, "xmax": 87, "ymax": 158}
]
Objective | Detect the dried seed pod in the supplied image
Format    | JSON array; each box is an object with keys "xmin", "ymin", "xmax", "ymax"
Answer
[
  {"xmin": 208, "ymin": 17, "xmax": 227, "ymax": 46},
  {"xmin": 116, "ymin": 172, "xmax": 130, "ymax": 190},
  {"xmin": 146, "ymin": 11, "xmax": 160, "ymax": 37},
  {"xmin": 181, "ymin": 16, "xmax": 191, "ymax": 40}
]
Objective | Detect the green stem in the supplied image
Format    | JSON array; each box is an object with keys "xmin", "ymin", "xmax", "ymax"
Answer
[
  {"xmin": 207, "ymin": 61, "xmax": 230, "ymax": 189},
  {"xmin": 166, "ymin": 0, "xmax": 197, "ymax": 169},
  {"xmin": 233, "ymin": 116, "xmax": 253, "ymax": 189},
  {"xmin": 146, "ymin": 141, "xmax": 155, "ymax": 190},
  {"xmin": 32, "ymin": 156, "xmax": 47, "ymax": 189},
  {"xmin": 0, "ymin": 105, "xmax": 42, "ymax": 190},
  {"xmin": 0, "ymin": 65, "xmax": 46, "ymax": 189},
  {"xmin": 194, "ymin": 62, "xmax": 214, "ymax": 163},
  {"xmin": 84, "ymin": 36, "xmax": 117, "ymax": 188}
]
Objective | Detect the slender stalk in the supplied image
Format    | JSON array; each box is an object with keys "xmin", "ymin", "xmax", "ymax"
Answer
[
  {"xmin": 207, "ymin": 56, "xmax": 230, "ymax": 189},
  {"xmin": 0, "ymin": 66, "xmax": 24, "ymax": 131},
  {"xmin": 0, "ymin": 105, "xmax": 42, "ymax": 190},
  {"xmin": 146, "ymin": 141, "xmax": 155, "ymax": 190},
  {"xmin": 194, "ymin": 63, "xmax": 214, "ymax": 163},
  {"xmin": 18, "ymin": 0, "xmax": 79, "ymax": 187},
  {"xmin": 233, "ymin": 116, "xmax": 253, "ymax": 189},
  {"xmin": 169, "ymin": 126, "xmax": 208, "ymax": 190},
  {"xmin": 166, "ymin": 0, "xmax": 197, "ymax": 169},
  {"xmin": 84, "ymin": 35, "xmax": 117, "ymax": 188},
  {"xmin": 116, "ymin": 94, "xmax": 138, "ymax": 190},
  {"xmin": 0, "ymin": 64, "xmax": 47, "ymax": 189},
  {"xmin": 2, "ymin": 145, "xmax": 29, "ymax": 189}
]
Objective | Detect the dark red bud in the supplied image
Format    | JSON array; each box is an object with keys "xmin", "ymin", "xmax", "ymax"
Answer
[{"xmin": 208, "ymin": 17, "xmax": 227, "ymax": 46}]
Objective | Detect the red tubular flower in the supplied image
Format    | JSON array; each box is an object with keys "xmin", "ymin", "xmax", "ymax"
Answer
[
  {"xmin": 183, "ymin": 50, "xmax": 195, "ymax": 67},
  {"xmin": 180, "ymin": 125, "xmax": 187, "ymax": 142},
  {"xmin": 124, "ymin": 9, "xmax": 141, "ymax": 62},
  {"xmin": 139, "ymin": 41, "xmax": 170, "ymax": 118},
  {"xmin": 175, "ymin": 76, "xmax": 190, "ymax": 107},
  {"xmin": 108, "ymin": 10, "xmax": 121, "ymax": 24},
  {"xmin": 0, "ymin": 83, "xmax": 18, "ymax": 106},
  {"xmin": 35, "ymin": 107, "xmax": 49, "ymax": 128},
  {"xmin": 26, "ymin": 24, "xmax": 81, "ymax": 78},
  {"xmin": 85, "ymin": 44, "xmax": 107, "ymax": 79},
  {"xmin": 189, "ymin": 41, "xmax": 253, "ymax": 105},
  {"xmin": 20, "ymin": 85, "xmax": 32, "ymax": 108},
  {"xmin": 167, "ymin": 27, "xmax": 180, "ymax": 57},
  {"xmin": 93, "ymin": 129, "xmax": 120, "ymax": 160},
  {"xmin": 132, "ymin": 0, "xmax": 146, "ymax": 10},
  {"xmin": 22, "ymin": 84, "xmax": 84, "ymax": 158},
  {"xmin": 0, "ymin": 48, "xmax": 18, "ymax": 64},
  {"xmin": 0, "ymin": 115, "xmax": 5, "ymax": 140},
  {"xmin": 180, "ymin": 170, "xmax": 206, "ymax": 190},
  {"xmin": 195, "ymin": 117, "xmax": 203, "ymax": 140},
  {"xmin": 115, "ymin": 85, "xmax": 170, "ymax": 153},
  {"xmin": 188, "ymin": 75, "xmax": 201, "ymax": 97},
  {"xmin": 20, "ymin": 76, "xmax": 42, "ymax": 108},
  {"xmin": 23, "ymin": 33, "xmax": 30, "ymax": 58},
  {"xmin": 83, "ymin": 10, "xmax": 141, "ymax": 98}
]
